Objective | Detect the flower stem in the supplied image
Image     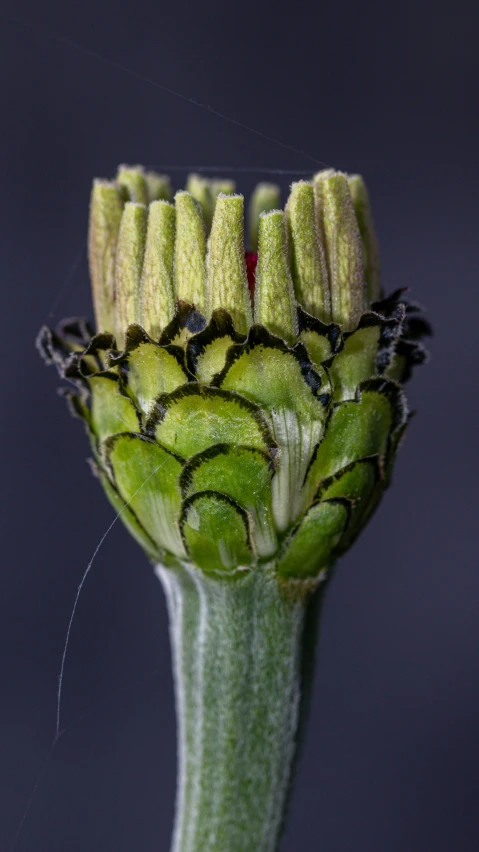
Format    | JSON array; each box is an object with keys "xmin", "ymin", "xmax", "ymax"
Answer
[{"xmin": 156, "ymin": 563, "xmax": 322, "ymax": 852}]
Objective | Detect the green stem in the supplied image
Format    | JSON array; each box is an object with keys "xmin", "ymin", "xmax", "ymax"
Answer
[{"xmin": 156, "ymin": 562, "xmax": 322, "ymax": 852}]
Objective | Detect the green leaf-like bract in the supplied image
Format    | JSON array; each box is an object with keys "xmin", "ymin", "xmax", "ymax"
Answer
[{"xmin": 40, "ymin": 302, "xmax": 414, "ymax": 579}]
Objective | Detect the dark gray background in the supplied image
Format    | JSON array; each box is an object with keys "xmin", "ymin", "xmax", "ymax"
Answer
[{"xmin": 1, "ymin": 0, "xmax": 478, "ymax": 849}]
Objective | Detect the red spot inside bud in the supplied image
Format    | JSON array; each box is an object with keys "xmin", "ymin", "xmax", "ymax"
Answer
[{"xmin": 245, "ymin": 251, "xmax": 258, "ymax": 298}]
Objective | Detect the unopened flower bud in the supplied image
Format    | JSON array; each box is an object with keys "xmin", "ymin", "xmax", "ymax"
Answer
[
  {"xmin": 206, "ymin": 193, "xmax": 252, "ymax": 333},
  {"xmin": 116, "ymin": 164, "xmax": 149, "ymax": 204},
  {"xmin": 254, "ymin": 209, "xmax": 298, "ymax": 343},
  {"xmin": 140, "ymin": 200, "xmax": 176, "ymax": 339},
  {"xmin": 186, "ymin": 173, "xmax": 214, "ymax": 229},
  {"xmin": 286, "ymin": 180, "xmax": 330, "ymax": 322},
  {"xmin": 145, "ymin": 170, "xmax": 172, "ymax": 203},
  {"xmin": 174, "ymin": 190, "xmax": 207, "ymax": 314},
  {"xmin": 248, "ymin": 182, "xmax": 281, "ymax": 251},
  {"xmin": 115, "ymin": 202, "xmax": 148, "ymax": 346},
  {"xmin": 40, "ymin": 160, "xmax": 430, "ymax": 852},
  {"xmin": 347, "ymin": 174, "xmax": 381, "ymax": 302},
  {"xmin": 314, "ymin": 170, "xmax": 366, "ymax": 329},
  {"xmin": 209, "ymin": 178, "xmax": 235, "ymax": 204},
  {"xmin": 88, "ymin": 180, "xmax": 124, "ymax": 335}
]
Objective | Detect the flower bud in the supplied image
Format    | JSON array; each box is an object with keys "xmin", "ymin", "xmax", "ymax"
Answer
[
  {"xmin": 145, "ymin": 171, "xmax": 172, "ymax": 202},
  {"xmin": 248, "ymin": 182, "xmax": 281, "ymax": 251},
  {"xmin": 347, "ymin": 174, "xmax": 381, "ymax": 302},
  {"xmin": 314, "ymin": 170, "xmax": 366, "ymax": 329},
  {"xmin": 116, "ymin": 164, "xmax": 149, "ymax": 204},
  {"xmin": 174, "ymin": 190, "xmax": 207, "ymax": 315},
  {"xmin": 115, "ymin": 202, "xmax": 148, "ymax": 346},
  {"xmin": 209, "ymin": 178, "xmax": 235, "ymax": 205},
  {"xmin": 140, "ymin": 200, "xmax": 176, "ymax": 339},
  {"xmin": 40, "ymin": 162, "xmax": 430, "ymax": 852},
  {"xmin": 286, "ymin": 180, "xmax": 331, "ymax": 322},
  {"xmin": 206, "ymin": 193, "xmax": 252, "ymax": 333},
  {"xmin": 186, "ymin": 173, "xmax": 214, "ymax": 229},
  {"xmin": 88, "ymin": 180, "xmax": 124, "ymax": 335},
  {"xmin": 254, "ymin": 210, "xmax": 298, "ymax": 342}
]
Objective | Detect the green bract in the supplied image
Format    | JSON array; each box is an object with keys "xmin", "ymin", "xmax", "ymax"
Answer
[{"xmin": 39, "ymin": 164, "xmax": 429, "ymax": 582}]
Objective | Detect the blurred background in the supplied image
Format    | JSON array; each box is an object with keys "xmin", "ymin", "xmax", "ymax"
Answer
[{"xmin": 1, "ymin": 0, "xmax": 478, "ymax": 849}]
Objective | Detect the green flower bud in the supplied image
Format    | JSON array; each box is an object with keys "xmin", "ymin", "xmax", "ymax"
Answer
[
  {"xmin": 314, "ymin": 169, "xmax": 367, "ymax": 329},
  {"xmin": 254, "ymin": 209, "xmax": 298, "ymax": 342},
  {"xmin": 209, "ymin": 177, "xmax": 236, "ymax": 204},
  {"xmin": 174, "ymin": 190, "xmax": 207, "ymax": 314},
  {"xmin": 39, "ymin": 162, "xmax": 429, "ymax": 852},
  {"xmin": 185, "ymin": 173, "xmax": 213, "ymax": 229},
  {"xmin": 45, "ymin": 163, "xmax": 428, "ymax": 573},
  {"xmin": 140, "ymin": 200, "xmax": 176, "ymax": 339},
  {"xmin": 145, "ymin": 170, "xmax": 173, "ymax": 203},
  {"xmin": 116, "ymin": 163, "xmax": 149, "ymax": 204},
  {"xmin": 115, "ymin": 201, "xmax": 148, "ymax": 347},
  {"xmin": 248, "ymin": 181, "xmax": 281, "ymax": 251},
  {"xmin": 286, "ymin": 180, "xmax": 330, "ymax": 322},
  {"xmin": 185, "ymin": 174, "xmax": 237, "ymax": 233},
  {"xmin": 348, "ymin": 173, "xmax": 382, "ymax": 302},
  {"xmin": 206, "ymin": 193, "xmax": 252, "ymax": 333},
  {"xmin": 88, "ymin": 180, "xmax": 124, "ymax": 336}
]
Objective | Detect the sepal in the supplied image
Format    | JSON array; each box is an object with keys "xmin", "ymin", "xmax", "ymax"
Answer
[
  {"xmin": 36, "ymin": 318, "xmax": 95, "ymax": 377},
  {"xmin": 180, "ymin": 444, "xmax": 277, "ymax": 558},
  {"xmin": 159, "ymin": 301, "xmax": 207, "ymax": 347},
  {"xmin": 372, "ymin": 289, "xmax": 431, "ymax": 383},
  {"xmin": 327, "ymin": 309, "xmax": 404, "ymax": 400},
  {"xmin": 145, "ymin": 384, "xmax": 277, "ymax": 459},
  {"xmin": 315, "ymin": 456, "xmax": 382, "ymax": 549},
  {"xmin": 276, "ymin": 498, "xmax": 350, "ymax": 579},
  {"xmin": 89, "ymin": 458, "xmax": 162, "ymax": 562},
  {"xmin": 297, "ymin": 306, "xmax": 342, "ymax": 368},
  {"xmin": 186, "ymin": 308, "xmax": 246, "ymax": 384},
  {"xmin": 304, "ymin": 377, "xmax": 407, "ymax": 504},
  {"xmin": 108, "ymin": 324, "xmax": 190, "ymax": 415},
  {"xmin": 63, "ymin": 332, "xmax": 117, "ymax": 380},
  {"xmin": 213, "ymin": 323, "xmax": 329, "ymax": 411},
  {"xmin": 87, "ymin": 373, "xmax": 140, "ymax": 444},
  {"xmin": 180, "ymin": 490, "xmax": 254, "ymax": 573},
  {"xmin": 213, "ymin": 324, "xmax": 330, "ymax": 530},
  {"xmin": 103, "ymin": 432, "xmax": 185, "ymax": 557}
]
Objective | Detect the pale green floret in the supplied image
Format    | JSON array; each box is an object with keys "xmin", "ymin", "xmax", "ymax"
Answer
[
  {"xmin": 206, "ymin": 193, "xmax": 252, "ymax": 334},
  {"xmin": 115, "ymin": 202, "xmax": 148, "ymax": 347},
  {"xmin": 254, "ymin": 210, "xmax": 298, "ymax": 343},
  {"xmin": 88, "ymin": 167, "xmax": 378, "ymax": 346},
  {"xmin": 313, "ymin": 170, "xmax": 367, "ymax": 330},
  {"xmin": 185, "ymin": 175, "xmax": 237, "ymax": 232},
  {"xmin": 248, "ymin": 182, "xmax": 281, "ymax": 252},
  {"xmin": 116, "ymin": 164, "xmax": 149, "ymax": 205},
  {"xmin": 348, "ymin": 174, "xmax": 382, "ymax": 302},
  {"xmin": 286, "ymin": 181, "xmax": 331, "ymax": 323},
  {"xmin": 186, "ymin": 173, "xmax": 214, "ymax": 229},
  {"xmin": 174, "ymin": 191, "xmax": 207, "ymax": 315},
  {"xmin": 88, "ymin": 180, "xmax": 124, "ymax": 336},
  {"xmin": 140, "ymin": 200, "xmax": 176, "ymax": 339},
  {"xmin": 209, "ymin": 178, "xmax": 236, "ymax": 205},
  {"xmin": 145, "ymin": 171, "xmax": 172, "ymax": 203}
]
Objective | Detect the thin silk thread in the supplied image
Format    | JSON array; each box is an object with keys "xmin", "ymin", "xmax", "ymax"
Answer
[
  {"xmin": 2, "ymin": 12, "xmax": 331, "ymax": 169},
  {"xmin": 11, "ymin": 462, "xmax": 166, "ymax": 850}
]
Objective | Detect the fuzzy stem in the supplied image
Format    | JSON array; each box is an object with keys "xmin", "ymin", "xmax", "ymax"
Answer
[{"xmin": 155, "ymin": 563, "xmax": 321, "ymax": 852}]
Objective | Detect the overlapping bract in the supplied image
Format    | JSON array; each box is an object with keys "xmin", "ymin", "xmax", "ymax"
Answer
[
  {"xmin": 38, "ymin": 166, "xmax": 430, "ymax": 581},
  {"xmin": 39, "ymin": 293, "xmax": 425, "ymax": 580}
]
